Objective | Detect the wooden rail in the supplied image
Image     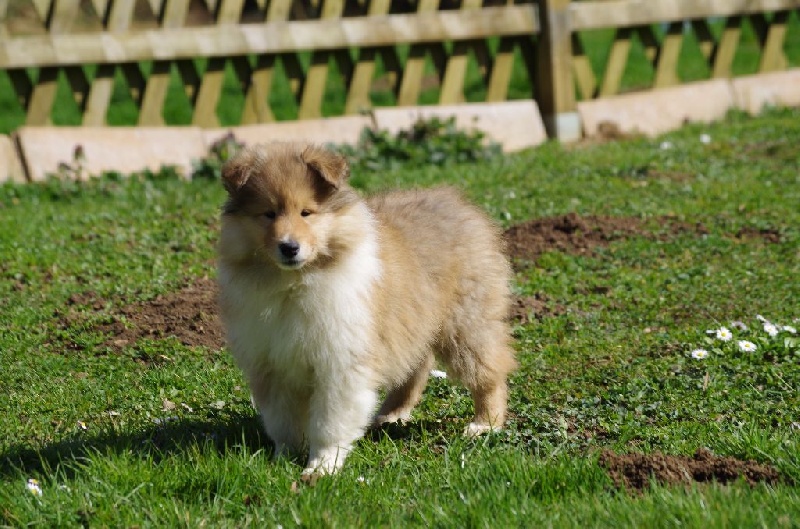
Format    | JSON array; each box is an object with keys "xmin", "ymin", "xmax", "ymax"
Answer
[
  {"xmin": 0, "ymin": 6, "xmax": 538, "ymax": 67},
  {"xmin": 0, "ymin": 0, "xmax": 798, "ymax": 136},
  {"xmin": 571, "ymin": 0, "xmax": 800, "ymax": 30}
]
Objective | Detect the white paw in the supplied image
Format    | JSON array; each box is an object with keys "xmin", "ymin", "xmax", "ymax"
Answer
[
  {"xmin": 464, "ymin": 422, "xmax": 500, "ymax": 437},
  {"xmin": 305, "ymin": 445, "xmax": 349, "ymax": 475},
  {"xmin": 372, "ymin": 411, "xmax": 412, "ymax": 428},
  {"xmin": 302, "ymin": 461, "xmax": 337, "ymax": 478}
]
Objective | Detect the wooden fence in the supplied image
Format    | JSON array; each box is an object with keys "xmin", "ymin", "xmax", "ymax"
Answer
[{"xmin": 1, "ymin": 0, "xmax": 798, "ymax": 136}]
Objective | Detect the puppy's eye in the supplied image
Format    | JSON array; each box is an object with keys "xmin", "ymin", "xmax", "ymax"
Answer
[
  {"xmin": 264, "ymin": 211, "xmax": 277, "ymax": 220},
  {"xmin": 301, "ymin": 209, "xmax": 313, "ymax": 217}
]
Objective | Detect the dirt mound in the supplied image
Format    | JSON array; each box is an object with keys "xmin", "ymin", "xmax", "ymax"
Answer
[
  {"xmin": 504, "ymin": 213, "xmax": 707, "ymax": 266},
  {"xmin": 735, "ymin": 226, "xmax": 782, "ymax": 244},
  {"xmin": 59, "ymin": 277, "xmax": 225, "ymax": 354},
  {"xmin": 100, "ymin": 277, "xmax": 223, "ymax": 352},
  {"xmin": 509, "ymin": 293, "xmax": 565, "ymax": 324},
  {"xmin": 504, "ymin": 213, "xmax": 646, "ymax": 266},
  {"xmin": 599, "ymin": 448, "xmax": 781, "ymax": 491}
]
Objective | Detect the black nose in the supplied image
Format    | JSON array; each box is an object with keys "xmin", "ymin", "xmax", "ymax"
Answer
[{"xmin": 279, "ymin": 241, "xmax": 300, "ymax": 258}]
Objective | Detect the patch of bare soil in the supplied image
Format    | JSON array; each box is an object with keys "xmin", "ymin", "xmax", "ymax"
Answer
[
  {"xmin": 503, "ymin": 213, "xmax": 707, "ymax": 267},
  {"xmin": 599, "ymin": 448, "xmax": 781, "ymax": 491},
  {"xmin": 735, "ymin": 226, "xmax": 782, "ymax": 244},
  {"xmin": 572, "ymin": 121, "xmax": 636, "ymax": 146},
  {"xmin": 104, "ymin": 277, "xmax": 223, "ymax": 351},
  {"xmin": 504, "ymin": 213, "xmax": 644, "ymax": 265},
  {"xmin": 509, "ymin": 293, "xmax": 565, "ymax": 324},
  {"xmin": 58, "ymin": 277, "xmax": 225, "ymax": 353}
]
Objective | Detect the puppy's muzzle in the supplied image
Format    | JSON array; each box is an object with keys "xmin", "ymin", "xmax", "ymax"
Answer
[{"xmin": 279, "ymin": 240, "xmax": 301, "ymax": 259}]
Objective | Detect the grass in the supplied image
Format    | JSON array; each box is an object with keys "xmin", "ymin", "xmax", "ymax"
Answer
[
  {"xmin": 1, "ymin": 13, "xmax": 800, "ymax": 133},
  {"xmin": 1, "ymin": 107, "xmax": 800, "ymax": 526}
]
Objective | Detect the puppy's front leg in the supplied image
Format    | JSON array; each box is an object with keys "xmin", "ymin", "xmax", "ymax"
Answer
[
  {"xmin": 303, "ymin": 376, "xmax": 377, "ymax": 476},
  {"xmin": 249, "ymin": 375, "xmax": 307, "ymax": 458}
]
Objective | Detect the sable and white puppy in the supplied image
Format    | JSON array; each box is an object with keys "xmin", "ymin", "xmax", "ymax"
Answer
[{"xmin": 217, "ymin": 142, "xmax": 515, "ymax": 476}]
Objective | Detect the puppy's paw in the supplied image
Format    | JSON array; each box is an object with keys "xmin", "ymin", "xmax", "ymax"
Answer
[
  {"xmin": 464, "ymin": 422, "xmax": 500, "ymax": 437},
  {"xmin": 300, "ymin": 468, "xmax": 324, "ymax": 487},
  {"xmin": 304, "ymin": 446, "xmax": 347, "ymax": 476},
  {"xmin": 371, "ymin": 412, "xmax": 411, "ymax": 429}
]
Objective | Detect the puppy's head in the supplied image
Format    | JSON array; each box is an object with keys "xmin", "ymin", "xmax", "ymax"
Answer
[{"xmin": 219, "ymin": 142, "xmax": 358, "ymax": 270}]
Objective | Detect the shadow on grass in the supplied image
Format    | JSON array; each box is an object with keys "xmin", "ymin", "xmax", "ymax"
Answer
[
  {"xmin": 368, "ymin": 419, "xmax": 460, "ymax": 443},
  {"xmin": 0, "ymin": 414, "xmax": 457, "ymax": 479},
  {"xmin": 0, "ymin": 412, "xmax": 269, "ymax": 479}
]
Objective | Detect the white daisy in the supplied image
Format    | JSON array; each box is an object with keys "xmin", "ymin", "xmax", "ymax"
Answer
[
  {"xmin": 782, "ymin": 325, "xmax": 797, "ymax": 334},
  {"xmin": 756, "ymin": 314, "xmax": 768, "ymax": 323},
  {"xmin": 26, "ymin": 479, "xmax": 42, "ymax": 497},
  {"xmin": 738, "ymin": 340, "xmax": 757, "ymax": 353},
  {"xmin": 715, "ymin": 327, "xmax": 733, "ymax": 342},
  {"xmin": 730, "ymin": 321, "xmax": 748, "ymax": 331},
  {"xmin": 763, "ymin": 323, "xmax": 779, "ymax": 337},
  {"xmin": 700, "ymin": 134, "xmax": 711, "ymax": 144},
  {"xmin": 430, "ymin": 369, "xmax": 447, "ymax": 379},
  {"xmin": 690, "ymin": 349, "xmax": 709, "ymax": 359}
]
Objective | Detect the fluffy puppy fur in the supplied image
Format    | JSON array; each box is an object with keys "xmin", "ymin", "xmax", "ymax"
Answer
[{"xmin": 217, "ymin": 142, "xmax": 515, "ymax": 476}]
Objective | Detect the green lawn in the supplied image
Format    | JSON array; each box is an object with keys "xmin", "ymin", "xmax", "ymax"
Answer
[{"xmin": 1, "ymin": 107, "xmax": 798, "ymax": 526}]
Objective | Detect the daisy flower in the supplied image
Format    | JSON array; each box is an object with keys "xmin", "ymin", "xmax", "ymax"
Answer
[
  {"xmin": 738, "ymin": 340, "xmax": 757, "ymax": 353},
  {"xmin": 763, "ymin": 323, "xmax": 779, "ymax": 337},
  {"xmin": 430, "ymin": 369, "xmax": 447, "ymax": 379},
  {"xmin": 715, "ymin": 327, "xmax": 733, "ymax": 342},
  {"xmin": 26, "ymin": 479, "xmax": 42, "ymax": 496},
  {"xmin": 690, "ymin": 349, "xmax": 709, "ymax": 359},
  {"xmin": 756, "ymin": 314, "xmax": 768, "ymax": 323},
  {"xmin": 783, "ymin": 325, "xmax": 797, "ymax": 334},
  {"xmin": 730, "ymin": 321, "xmax": 748, "ymax": 331}
]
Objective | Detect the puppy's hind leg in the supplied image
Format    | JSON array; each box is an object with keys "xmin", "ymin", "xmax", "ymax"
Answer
[
  {"xmin": 372, "ymin": 355, "xmax": 434, "ymax": 427},
  {"xmin": 440, "ymin": 319, "xmax": 516, "ymax": 437},
  {"xmin": 464, "ymin": 375, "xmax": 509, "ymax": 437}
]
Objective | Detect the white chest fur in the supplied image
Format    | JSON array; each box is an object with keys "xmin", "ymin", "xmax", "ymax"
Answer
[{"xmin": 219, "ymin": 229, "xmax": 382, "ymax": 388}]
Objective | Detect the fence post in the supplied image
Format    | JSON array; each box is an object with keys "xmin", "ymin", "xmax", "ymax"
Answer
[{"xmin": 535, "ymin": 0, "xmax": 581, "ymax": 141}]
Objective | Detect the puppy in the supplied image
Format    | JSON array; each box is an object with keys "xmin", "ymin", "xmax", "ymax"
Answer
[{"xmin": 217, "ymin": 142, "xmax": 515, "ymax": 476}]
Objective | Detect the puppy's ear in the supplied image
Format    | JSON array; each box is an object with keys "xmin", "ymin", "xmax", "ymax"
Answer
[
  {"xmin": 301, "ymin": 145, "xmax": 349, "ymax": 189},
  {"xmin": 221, "ymin": 154, "xmax": 251, "ymax": 194}
]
